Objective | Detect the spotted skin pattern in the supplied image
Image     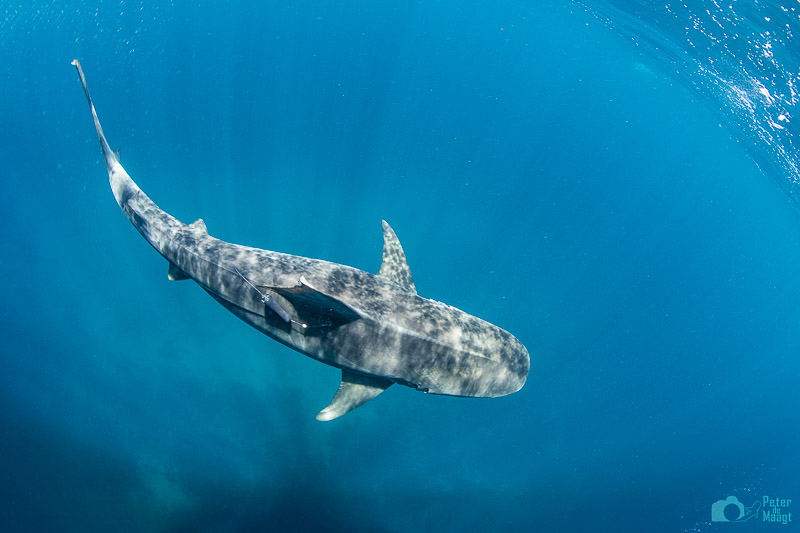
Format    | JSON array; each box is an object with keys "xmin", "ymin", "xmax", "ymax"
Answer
[{"xmin": 73, "ymin": 60, "xmax": 530, "ymax": 418}]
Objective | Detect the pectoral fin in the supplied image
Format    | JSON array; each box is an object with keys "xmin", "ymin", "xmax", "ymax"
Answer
[
  {"xmin": 271, "ymin": 276, "xmax": 361, "ymax": 332},
  {"xmin": 316, "ymin": 370, "xmax": 392, "ymax": 421}
]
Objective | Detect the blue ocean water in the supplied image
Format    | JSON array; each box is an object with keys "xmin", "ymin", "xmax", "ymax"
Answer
[{"xmin": 1, "ymin": 1, "xmax": 798, "ymax": 531}]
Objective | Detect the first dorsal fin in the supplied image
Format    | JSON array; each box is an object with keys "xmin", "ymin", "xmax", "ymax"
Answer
[
  {"xmin": 316, "ymin": 370, "xmax": 393, "ymax": 421},
  {"xmin": 377, "ymin": 220, "xmax": 416, "ymax": 293}
]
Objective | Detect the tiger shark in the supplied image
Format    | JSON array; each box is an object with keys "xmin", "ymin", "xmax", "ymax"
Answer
[{"xmin": 72, "ymin": 59, "xmax": 530, "ymax": 421}]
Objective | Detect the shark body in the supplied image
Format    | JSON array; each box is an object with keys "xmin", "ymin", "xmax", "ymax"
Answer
[{"xmin": 72, "ymin": 60, "xmax": 530, "ymax": 420}]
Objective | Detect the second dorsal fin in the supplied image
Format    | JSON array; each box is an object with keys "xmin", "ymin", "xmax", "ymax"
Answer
[
  {"xmin": 377, "ymin": 220, "xmax": 416, "ymax": 293},
  {"xmin": 189, "ymin": 218, "xmax": 208, "ymax": 234}
]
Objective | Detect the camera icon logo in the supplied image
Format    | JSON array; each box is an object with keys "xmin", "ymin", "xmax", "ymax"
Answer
[{"xmin": 711, "ymin": 495, "xmax": 760, "ymax": 522}]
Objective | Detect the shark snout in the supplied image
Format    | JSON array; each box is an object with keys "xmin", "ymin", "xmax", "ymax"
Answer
[{"xmin": 496, "ymin": 340, "xmax": 530, "ymax": 396}]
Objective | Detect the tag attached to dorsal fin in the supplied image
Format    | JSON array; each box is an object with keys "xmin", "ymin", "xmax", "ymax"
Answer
[
  {"xmin": 189, "ymin": 218, "xmax": 208, "ymax": 234},
  {"xmin": 167, "ymin": 261, "xmax": 190, "ymax": 281},
  {"xmin": 316, "ymin": 370, "xmax": 393, "ymax": 421},
  {"xmin": 377, "ymin": 220, "xmax": 416, "ymax": 293},
  {"xmin": 270, "ymin": 276, "xmax": 362, "ymax": 332},
  {"xmin": 114, "ymin": 149, "xmax": 121, "ymax": 162}
]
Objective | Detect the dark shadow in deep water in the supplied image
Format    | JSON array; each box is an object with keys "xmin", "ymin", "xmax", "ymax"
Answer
[
  {"xmin": 0, "ymin": 401, "xmax": 141, "ymax": 531},
  {"xmin": 162, "ymin": 388, "xmax": 391, "ymax": 533},
  {"xmin": 0, "ymin": 383, "xmax": 390, "ymax": 533}
]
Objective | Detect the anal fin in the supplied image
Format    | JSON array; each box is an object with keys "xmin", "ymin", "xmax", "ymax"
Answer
[
  {"xmin": 167, "ymin": 261, "xmax": 190, "ymax": 281},
  {"xmin": 316, "ymin": 370, "xmax": 392, "ymax": 421}
]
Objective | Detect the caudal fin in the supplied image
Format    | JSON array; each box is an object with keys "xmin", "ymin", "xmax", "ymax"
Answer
[{"xmin": 71, "ymin": 59, "xmax": 119, "ymax": 171}]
